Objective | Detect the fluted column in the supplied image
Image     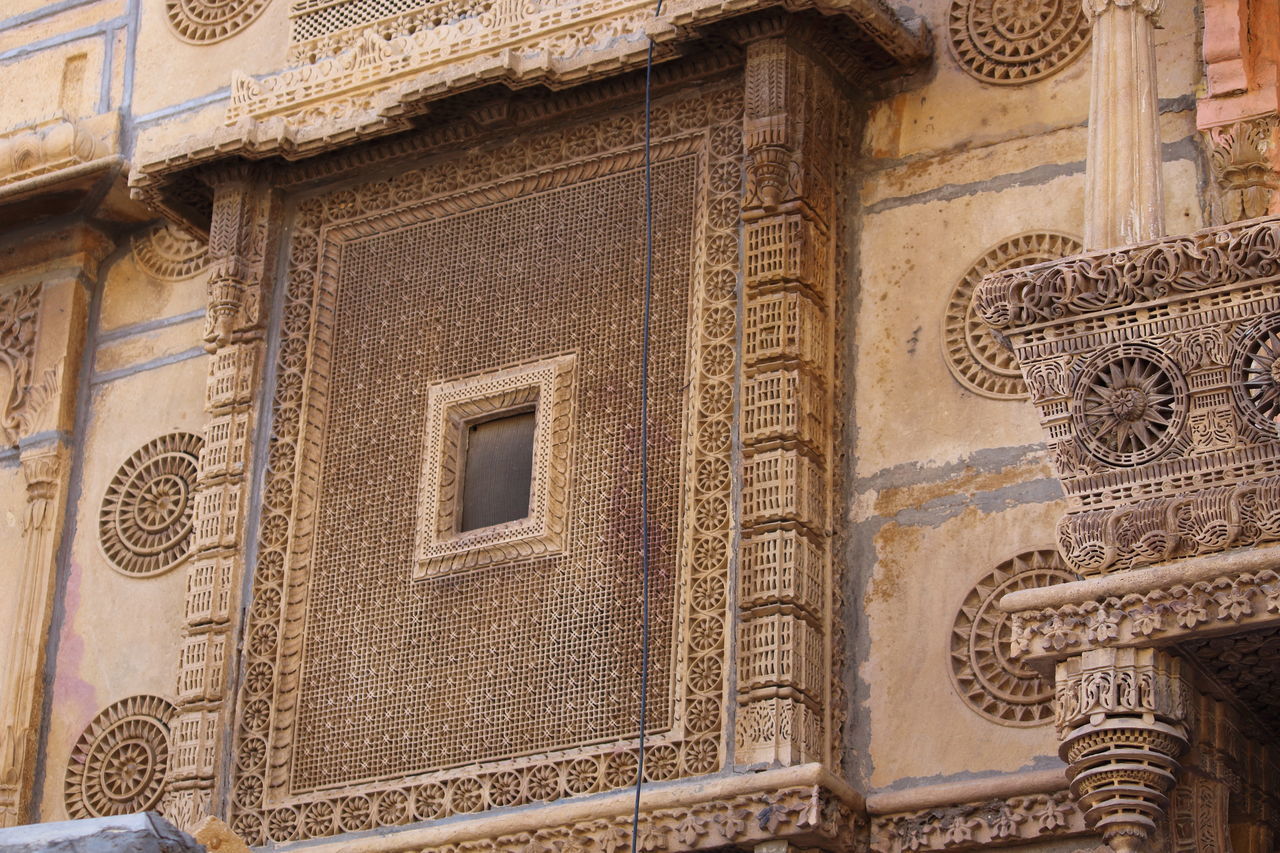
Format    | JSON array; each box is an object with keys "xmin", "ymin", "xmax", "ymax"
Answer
[
  {"xmin": 1055, "ymin": 647, "xmax": 1191, "ymax": 853},
  {"xmin": 1083, "ymin": 0, "xmax": 1166, "ymax": 249}
]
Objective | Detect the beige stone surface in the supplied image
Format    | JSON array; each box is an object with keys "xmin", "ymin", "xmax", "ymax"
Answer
[
  {"xmin": 130, "ymin": 0, "xmax": 290, "ymax": 118},
  {"xmin": 859, "ymin": 477, "xmax": 1067, "ymax": 787},
  {"xmin": 854, "ymin": 173, "xmax": 1084, "ymax": 479},
  {"xmin": 97, "ymin": 247, "xmax": 206, "ymax": 335},
  {"xmin": 38, "ymin": 343, "xmax": 205, "ymax": 820},
  {"xmin": 0, "ymin": 461, "xmax": 29, "ymax": 676},
  {"xmin": 0, "ymin": 41, "xmax": 106, "ymax": 126}
]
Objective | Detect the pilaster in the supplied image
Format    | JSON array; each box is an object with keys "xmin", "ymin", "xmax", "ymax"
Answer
[
  {"xmin": 736, "ymin": 24, "xmax": 838, "ymax": 768},
  {"xmin": 1082, "ymin": 0, "xmax": 1165, "ymax": 249},
  {"xmin": 163, "ymin": 166, "xmax": 279, "ymax": 828}
]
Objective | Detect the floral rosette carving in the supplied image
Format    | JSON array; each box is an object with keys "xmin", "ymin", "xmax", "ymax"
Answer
[
  {"xmin": 947, "ymin": 0, "xmax": 1090, "ymax": 85},
  {"xmin": 65, "ymin": 695, "xmax": 176, "ymax": 819}
]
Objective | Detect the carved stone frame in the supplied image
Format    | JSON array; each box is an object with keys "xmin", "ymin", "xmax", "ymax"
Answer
[
  {"xmin": 224, "ymin": 84, "xmax": 742, "ymax": 845},
  {"xmin": 414, "ymin": 354, "xmax": 575, "ymax": 579}
]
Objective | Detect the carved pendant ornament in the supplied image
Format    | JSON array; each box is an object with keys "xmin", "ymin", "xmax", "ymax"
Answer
[
  {"xmin": 947, "ymin": 0, "xmax": 1091, "ymax": 85},
  {"xmin": 99, "ymin": 433, "xmax": 204, "ymax": 577},
  {"xmin": 165, "ymin": 0, "xmax": 272, "ymax": 43},
  {"xmin": 64, "ymin": 696, "xmax": 176, "ymax": 819},
  {"xmin": 949, "ymin": 548, "xmax": 1076, "ymax": 725},
  {"xmin": 943, "ymin": 232, "xmax": 1082, "ymax": 398}
]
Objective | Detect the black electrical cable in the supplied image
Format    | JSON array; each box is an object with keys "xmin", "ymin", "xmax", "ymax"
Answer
[{"xmin": 632, "ymin": 3, "xmax": 664, "ymax": 852}]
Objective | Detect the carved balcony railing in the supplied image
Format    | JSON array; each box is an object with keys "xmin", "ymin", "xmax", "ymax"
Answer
[{"xmin": 976, "ymin": 214, "xmax": 1280, "ymax": 576}]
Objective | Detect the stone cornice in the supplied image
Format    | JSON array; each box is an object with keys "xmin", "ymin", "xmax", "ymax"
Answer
[
  {"xmin": 276, "ymin": 765, "xmax": 863, "ymax": 853},
  {"xmin": 868, "ymin": 788, "xmax": 1087, "ymax": 853},
  {"xmin": 130, "ymin": 0, "xmax": 926, "ymax": 228}
]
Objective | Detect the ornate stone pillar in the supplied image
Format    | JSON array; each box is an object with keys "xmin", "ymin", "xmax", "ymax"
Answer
[
  {"xmin": 0, "ymin": 443, "xmax": 69, "ymax": 825},
  {"xmin": 163, "ymin": 167, "xmax": 278, "ymax": 828},
  {"xmin": 1083, "ymin": 0, "xmax": 1165, "ymax": 249},
  {"xmin": 0, "ymin": 227, "xmax": 102, "ymax": 826},
  {"xmin": 1055, "ymin": 648, "xmax": 1192, "ymax": 853},
  {"xmin": 735, "ymin": 22, "xmax": 839, "ymax": 768}
]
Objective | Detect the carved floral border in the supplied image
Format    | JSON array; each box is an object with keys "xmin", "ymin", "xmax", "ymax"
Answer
[{"xmin": 225, "ymin": 84, "xmax": 743, "ymax": 845}]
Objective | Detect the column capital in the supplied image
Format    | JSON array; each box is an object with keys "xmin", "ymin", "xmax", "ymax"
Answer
[{"xmin": 1082, "ymin": 0, "xmax": 1164, "ymax": 23}]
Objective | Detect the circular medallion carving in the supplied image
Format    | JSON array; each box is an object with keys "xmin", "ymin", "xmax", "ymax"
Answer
[
  {"xmin": 165, "ymin": 0, "xmax": 271, "ymax": 44},
  {"xmin": 947, "ymin": 0, "xmax": 1091, "ymax": 85},
  {"xmin": 943, "ymin": 232, "xmax": 1082, "ymax": 399},
  {"xmin": 1071, "ymin": 344, "xmax": 1187, "ymax": 467},
  {"xmin": 132, "ymin": 223, "xmax": 210, "ymax": 281},
  {"xmin": 99, "ymin": 433, "xmax": 203, "ymax": 577},
  {"xmin": 949, "ymin": 549, "xmax": 1076, "ymax": 726},
  {"xmin": 1233, "ymin": 313, "xmax": 1280, "ymax": 434},
  {"xmin": 65, "ymin": 695, "xmax": 176, "ymax": 819}
]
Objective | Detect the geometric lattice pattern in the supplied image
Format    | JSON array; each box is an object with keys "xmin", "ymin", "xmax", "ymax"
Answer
[
  {"xmin": 292, "ymin": 160, "xmax": 692, "ymax": 791},
  {"xmin": 289, "ymin": 0, "xmax": 491, "ymax": 61},
  {"xmin": 228, "ymin": 86, "xmax": 742, "ymax": 845}
]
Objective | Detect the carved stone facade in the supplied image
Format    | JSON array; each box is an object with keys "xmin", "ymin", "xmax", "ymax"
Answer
[{"xmin": 2, "ymin": 0, "xmax": 1278, "ymax": 852}]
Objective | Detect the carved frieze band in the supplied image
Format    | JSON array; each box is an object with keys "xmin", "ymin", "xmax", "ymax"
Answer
[
  {"xmin": 870, "ymin": 790, "xmax": 1087, "ymax": 852},
  {"xmin": 977, "ymin": 216, "xmax": 1280, "ymax": 330},
  {"xmin": 1007, "ymin": 568, "xmax": 1280, "ymax": 660}
]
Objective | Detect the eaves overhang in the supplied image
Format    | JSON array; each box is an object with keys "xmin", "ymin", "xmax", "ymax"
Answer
[{"xmin": 129, "ymin": 0, "xmax": 929, "ymax": 233}]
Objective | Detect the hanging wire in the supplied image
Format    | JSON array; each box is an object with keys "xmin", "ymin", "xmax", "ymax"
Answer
[{"xmin": 632, "ymin": 2, "xmax": 664, "ymax": 851}]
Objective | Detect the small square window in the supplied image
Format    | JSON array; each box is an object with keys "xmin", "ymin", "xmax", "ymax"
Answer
[
  {"xmin": 414, "ymin": 355, "xmax": 575, "ymax": 579},
  {"xmin": 460, "ymin": 411, "xmax": 536, "ymax": 532}
]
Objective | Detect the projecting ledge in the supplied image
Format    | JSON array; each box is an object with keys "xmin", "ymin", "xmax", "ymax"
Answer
[
  {"xmin": 995, "ymin": 543, "xmax": 1280, "ymax": 665},
  {"xmin": 282, "ymin": 764, "xmax": 863, "ymax": 853}
]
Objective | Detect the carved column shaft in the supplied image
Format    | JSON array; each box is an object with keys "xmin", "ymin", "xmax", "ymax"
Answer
[
  {"xmin": 1083, "ymin": 0, "xmax": 1166, "ymax": 249},
  {"xmin": 165, "ymin": 168, "xmax": 278, "ymax": 827},
  {"xmin": 736, "ymin": 26, "xmax": 837, "ymax": 767},
  {"xmin": 1056, "ymin": 647, "xmax": 1191, "ymax": 853}
]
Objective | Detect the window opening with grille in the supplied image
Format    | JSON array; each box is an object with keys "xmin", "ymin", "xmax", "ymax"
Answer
[{"xmin": 459, "ymin": 409, "xmax": 536, "ymax": 531}]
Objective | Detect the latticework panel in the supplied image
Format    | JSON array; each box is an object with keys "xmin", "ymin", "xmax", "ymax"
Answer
[{"xmin": 227, "ymin": 85, "xmax": 743, "ymax": 845}]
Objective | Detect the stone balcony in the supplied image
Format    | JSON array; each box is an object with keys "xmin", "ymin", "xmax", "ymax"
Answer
[
  {"xmin": 975, "ymin": 216, "xmax": 1280, "ymax": 851},
  {"xmin": 976, "ymin": 213, "xmax": 1280, "ymax": 577}
]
